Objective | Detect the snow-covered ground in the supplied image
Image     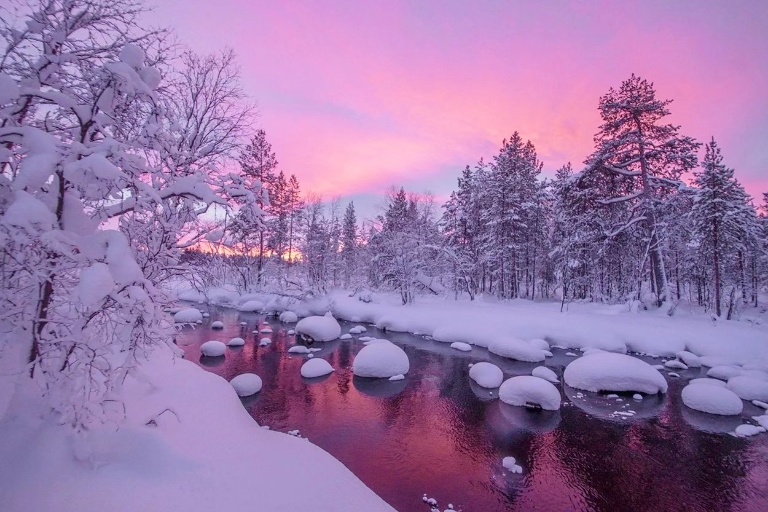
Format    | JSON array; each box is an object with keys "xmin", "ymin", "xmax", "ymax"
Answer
[{"xmin": 0, "ymin": 346, "xmax": 394, "ymax": 512}]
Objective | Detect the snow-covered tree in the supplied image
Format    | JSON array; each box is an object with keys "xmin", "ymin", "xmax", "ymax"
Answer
[{"xmin": 581, "ymin": 75, "xmax": 699, "ymax": 307}]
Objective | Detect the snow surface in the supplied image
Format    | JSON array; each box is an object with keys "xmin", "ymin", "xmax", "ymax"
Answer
[
  {"xmin": 279, "ymin": 311, "xmax": 298, "ymax": 323},
  {"xmin": 352, "ymin": 341, "xmax": 410, "ymax": 378},
  {"xmin": 681, "ymin": 384, "xmax": 743, "ymax": 416},
  {"xmin": 0, "ymin": 353, "xmax": 395, "ymax": 512},
  {"xmin": 295, "ymin": 313, "xmax": 341, "ymax": 342},
  {"xmin": 174, "ymin": 308, "xmax": 202, "ymax": 323},
  {"xmin": 469, "ymin": 362, "xmax": 504, "ymax": 388},
  {"xmin": 688, "ymin": 378, "xmax": 727, "ymax": 388},
  {"xmin": 230, "ymin": 373, "xmax": 263, "ymax": 396},
  {"xmin": 489, "ymin": 337, "xmax": 548, "ymax": 362},
  {"xmin": 450, "ymin": 342, "xmax": 472, "ymax": 352},
  {"xmin": 726, "ymin": 376, "xmax": 768, "ymax": 402},
  {"xmin": 200, "ymin": 341, "xmax": 226, "ymax": 357},
  {"xmin": 227, "ymin": 337, "xmax": 245, "ymax": 347},
  {"xmin": 498, "ymin": 376, "xmax": 561, "ymax": 411},
  {"xmin": 563, "ymin": 353, "xmax": 668, "ymax": 394},
  {"xmin": 301, "ymin": 359, "xmax": 334, "ymax": 378},
  {"xmin": 532, "ymin": 366, "xmax": 559, "ymax": 383}
]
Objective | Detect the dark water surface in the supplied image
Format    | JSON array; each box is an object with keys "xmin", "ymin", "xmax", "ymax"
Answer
[{"xmin": 177, "ymin": 306, "xmax": 768, "ymax": 512}]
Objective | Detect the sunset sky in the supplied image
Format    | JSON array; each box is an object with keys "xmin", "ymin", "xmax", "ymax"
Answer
[{"xmin": 155, "ymin": 0, "xmax": 768, "ymax": 219}]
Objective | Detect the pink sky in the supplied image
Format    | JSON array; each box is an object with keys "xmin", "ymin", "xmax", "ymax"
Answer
[{"xmin": 155, "ymin": 0, "xmax": 768, "ymax": 218}]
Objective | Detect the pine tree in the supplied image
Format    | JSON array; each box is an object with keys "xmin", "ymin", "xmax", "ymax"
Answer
[
  {"xmin": 341, "ymin": 201, "xmax": 358, "ymax": 287},
  {"xmin": 583, "ymin": 75, "xmax": 699, "ymax": 306}
]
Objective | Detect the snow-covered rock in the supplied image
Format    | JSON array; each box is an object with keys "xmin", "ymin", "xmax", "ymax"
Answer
[
  {"xmin": 340, "ymin": 334, "xmax": 352, "ymax": 340},
  {"xmin": 676, "ymin": 350, "xmax": 702, "ymax": 368},
  {"xmin": 681, "ymin": 384, "xmax": 743, "ymax": 416},
  {"xmin": 664, "ymin": 360, "xmax": 688, "ymax": 370},
  {"xmin": 349, "ymin": 325, "xmax": 367, "ymax": 334},
  {"xmin": 238, "ymin": 300, "xmax": 264, "ymax": 312},
  {"xmin": 502, "ymin": 456, "xmax": 522, "ymax": 474},
  {"xmin": 352, "ymin": 341, "xmax": 409, "ymax": 378},
  {"xmin": 201, "ymin": 340, "xmax": 226, "ymax": 357},
  {"xmin": 489, "ymin": 337, "xmax": 547, "ymax": 362},
  {"xmin": 726, "ymin": 376, "xmax": 768, "ymax": 402},
  {"xmin": 563, "ymin": 353, "xmax": 668, "ymax": 394},
  {"xmin": 451, "ymin": 342, "xmax": 472, "ymax": 352},
  {"xmin": 707, "ymin": 365, "xmax": 742, "ymax": 381},
  {"xmin": 498, "ymin": 376, "xmax": 561, "ymax": 411},
  {"xmin": 211, "ymin": 321, "xmax": 224, "ymax": 330},
  {"xmin": 174, "ymin": 308, "xmax": 202, "ymax": 323},
  {"xmin": 532, "ymin": 366, "xmax": 558, "ymax": 383},
  {"xmin": 227, "ymin": 337, "xmax": 245, "ymax": 347},
  {"xmin": 469, "ymin": 362, "xmax": 504, "ymax": 388},
  {"xmin": 733, "ymin": 424, "xmax": 766, "ymax": 437},
  {"xmin": 279, "ymin": 311, "xmax": 298, "ymax": 323},
  {"xmin": 259, "ymin": 328, "xmax": 273, "ymax": 334},
  {"xmin": 688, "ymin": 377, "xmax": 727, "ymax": 388},
  {"xmin": 230, "ymin": 373, "xmax": 263, "ymax": 396},
  {"xmin": 288, "ymin": 345, "xmax": 311, "ymax": 354},
  {"xmin": 301, "ymin": 358, "xmax": 334, "ymax": 378},
  {"xmin": 259, "ymin": 338, "xmax": 272, "ymax": 347},
  {"xmin": 388, "ymin": 374, "xmax": 405, "ymax": 381},
  {"xmin": 296, "ymin": 313, "xmax": 341, "ymax": 342}
]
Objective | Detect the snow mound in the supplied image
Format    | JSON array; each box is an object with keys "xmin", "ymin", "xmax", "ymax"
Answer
[
  {"xmin": 349, "ymin": 325, "xmax": 367, "ymax": 334},
  {"xmin": 489, "ymin": 337, "xmax": 547, "ymax": 362},
  {"xmin": 664, "ymin": 360, "xmax": 688, "ymax": 370},
  {"xmin": 288, "ymin": 345, "xmax": 310, "ymax": 354},
  {"xmin": 676, "ymin": 350, "xmax": 702, "ymax": 368},
  {"xmin": 174, "ymin": 308, "xmax": 202, "ymax": 323},
  {"xmin": 227, "ymin": 337, "xmax": 245, "ymax": 347},
  {"xmin": 498, "ymin": 376, "xmax": 561, "ymax": 411},
  {"xmin": 211, "ymin": 321, "xmax": 224, "ymax": 330},
  {"xmin": 201, "ymin": 340, "xmax": 226, "ymax": 357},
  {"xmin": 681, "ymin": 384, "xmax": 743, "ymax": 416},
  {"xmin": 296, "ymin": 313, "xmax": 341, "ymax": 342},
  {"xmin": 259, "ymin": 328, "xmax": 273, "ymax": 334},
  {"xmin": 340, "ymin": 334, "xmax": 352, "ymax": 340},
  {"xmin": 734, "ymin": 424, "xmax": 766, "ymax": 437},
  {"xmin": 279, "ymin": 311, "xmax": 298, "ymax": 323},
  {"xmin": 689, "ymin": 378, "xmax": 727, "ymax": 388},
  {"xmin": 528, "ymin": 338, "xmax": 550, "ymax": 351},
  {"xmin": 469, "ymin": 362, "xmax": 503, "ymax": 388},
  {"xmin": 230, "ymin": 373, "xmax": 263, "ymax": 397},
  {"xmin": 238, "ymin": 300, "xmax": 264, "ymax": 312},
  {"xmin": 532, "ymin": 366, "xmax": 559, "ymax": 383},
  {"xmin": 502, "ymin": 456, "xmax": 522, "ymax": 474},
  {"xmin": 389, "ymin": 374, "xmax": 405, "ymax": 381},
  {"xmin": 451, "ymin": 342, "xmax": 472, "ymax": 352},
  {"xmin": 727, "ymin": 376, "xmax": 768, "ymax": 402},
  {"xmin": 352, "ymin": 341, "xmax": 409, "ymax": 378},
  {"xmin": 259, "ymin": 338, "xmax": 272, "ymax": 347},
  {"xmin": 563, "ymin": 353, "xmax": 668, "ymax": 394},
  {"xmin": 707, "ymin": 365, "xmax": 742, "ymax": 381},
  {"xmin": 301, "ymin": 358, "xmax": 334, "ymax": 378}
]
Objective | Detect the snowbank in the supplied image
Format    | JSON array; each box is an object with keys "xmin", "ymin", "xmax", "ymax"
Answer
[
  {"xmin": 498, "ymin": 376, "xmax": 561, "ymax": 410},
  {"xmin": 469, "ymin": 362, "xmax": 503, "ymax": 388},
  {"xmin": 489, "ymin": 337, "xmax": 548, "ymax": 362},
  {"xmin": 681, "ymin": 384, "xmax": 742, "ymax": 415},
  {"xmin": 301, "ymin": 359, "xmax": 334, "ymax": 378},
  {"xmin": 230, "ymin": 373, "xmax": 263, "ymax": 396},
  {"xmin": 238, "ymin": 300, "xmax": 264, "ymax": 312},
  {"xmin": 352, "ymin": 341, "xmax": 410, "ymax": 378},
  {"xmin": 295, "ymin": 313, "xmax": 341, "ymax": 342},
  {"xmin": 0, "ymin": 353, "xmax": 395, "ymax": 512},
  {"xmin": 563, "ymin": 353, "xmax": 668, "ymax": 394}
]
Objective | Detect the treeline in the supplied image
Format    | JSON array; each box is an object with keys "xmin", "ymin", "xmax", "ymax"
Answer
[{"xmin": 200, "ymin": 75, "xmax": 767, "ymax": 318}]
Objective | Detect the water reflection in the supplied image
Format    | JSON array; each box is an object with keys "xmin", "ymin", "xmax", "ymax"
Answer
[
  {"xmin": 563, "ymin": 385, "xmax": 666, "ymax": 423},
  {"xmin": 178, "ymin": 306, "xmax": 768, "ymax": 512}
]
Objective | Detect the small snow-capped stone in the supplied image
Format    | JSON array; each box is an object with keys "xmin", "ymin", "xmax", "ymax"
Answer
[
  {"xmin": 733, "ymin": 424, "xmax": 766, "ymax": 437},
  {"xmin": 532, "ymin": 366, "xmax": 558, "ymax": 383},
  {"xmin": 668, "ymin": 372, "xmax": 680, "ymax": 378},
  {"xmin": 239, "ymin": 321, "xmax": 247, "ymax": 326},
  {"xmin": 566, "ymin": 352, "xmax": 578, "ymax": 357},
  {"xmin": 279, "ymin": 310, "xmax": 299, "ymax": 323},
  {"xmin": 502, "ymin": 456, "xmax": 523, "ymax": 474},
  {"xmin": 753, "ymin": 400, "xmax": 768, "ymax": 409},
  {"xmin": 676, "ymin": 350, "xmax": 702, "ymax": 368},
  {"xmin": 288, "ymin": 345, "xmax": 310, "ymax": 354},
  {"xmin": 230, "ymin": 373, "xmax": 262, "ymax": 396},
  {"xmin": 227, "ymin": 337, "xmax": 245, "ymax": 347},
  {"xmin": 301, "ymin": 358, "xmax": 334, "ymax": 378},
  {"xmin": 469, "ymin": 362, "xmax": 503, "ymax": 388},
  {"xmin": 174, "ymin": 308, "xmax": 202, "ymax": 323},
  {"xmin": 288, "ymin": 330, "xmax": 296, "ymax": 335},
  {"xmin": 296, "ymin": 313, "xmax": 341, "ymax": 342},
  {"xmin": 340, "ymin": 333, "xmax": 352, "ymax": 340},
  {"xmin": 202, "ymin": 312, "xmax": 210, "ymax": 318},
  {"xmin": 353, "ymin": 340, "xmax": 409, "ymax": 378},
  {"xmin": 499, "ymin": 376, "xmax": 561, "ymax": 410},
  {"xmin": 665, "ymin": 360, "xmax": 688, "ymax": 370},
  {"xmin": 633, "ymin": 394, "xmax": 643, "ymax": 400},
  {"xmin": 211, "ymin": 320, "xmax": 224, "ymax": 329},
  {"xmin": 260, "ymin": 328, "xmax": 273, "ymax": 334},
  {"xmin": 389, "ymin": 374, "xmax": 405, "ymax": 381},
  {"xmin": 349, "ymin": 325, "xmax": 368, "ymax": 334},
  {"xmin": 451, "ymin": 342, "xmax": 472, "ymax": 352},
  {"xmin": 200, "ymin": 340, "xmax": 226, "ymax": 357}
]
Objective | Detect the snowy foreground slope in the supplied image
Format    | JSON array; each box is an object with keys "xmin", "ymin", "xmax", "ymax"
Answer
[{"xmin": 0, "ymin": 348, "xmax": 394, "ymax": 512}]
